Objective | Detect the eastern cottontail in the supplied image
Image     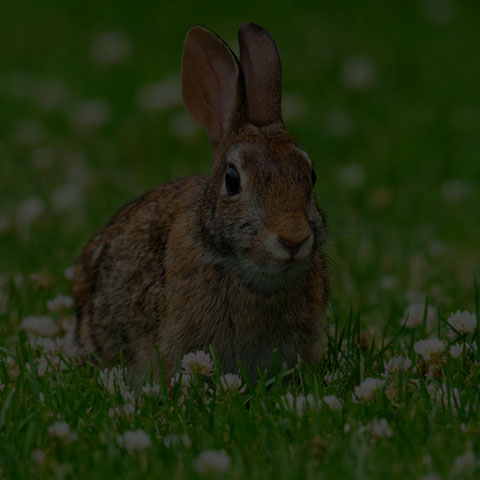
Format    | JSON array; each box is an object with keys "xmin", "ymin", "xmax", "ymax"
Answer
[{"xmin": 72, "ymin": 22, "xmax": 328, "ymax": 382}]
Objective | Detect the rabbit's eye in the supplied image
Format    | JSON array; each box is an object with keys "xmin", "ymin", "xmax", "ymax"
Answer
[
  {"xmin": 225, "ymin": 165, "xmax": 241, "ymax": 195},
  {"xmin": 311, "ymin": 169, "xmax": 317, "ymax": 187}
]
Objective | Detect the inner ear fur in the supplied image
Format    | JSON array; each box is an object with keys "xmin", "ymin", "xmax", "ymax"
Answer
[
  {"xmin": 182, "ymin": 26, "xmax": 246, "ymax": 144},
  {"xmin": 238, "ymin": 22, "xmax": 283, "ymax": 126}
]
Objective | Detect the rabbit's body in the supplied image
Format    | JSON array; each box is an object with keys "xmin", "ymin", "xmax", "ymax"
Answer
[
  {"xmin": 73, "ymin": 176, "xmax": 205, "ymax": 373},
  {"xmin": 72, "ymin": 24, "xmax": 328, "ymax": 382}
]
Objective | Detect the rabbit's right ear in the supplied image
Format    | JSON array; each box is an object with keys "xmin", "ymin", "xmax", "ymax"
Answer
[{"xmin": 182, "ymin": 27, "xmax": 245, "ymax": 144}]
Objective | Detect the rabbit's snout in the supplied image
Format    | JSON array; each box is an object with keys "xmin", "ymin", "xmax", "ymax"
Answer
[
  {"xmin": 278, "ymin": 234, "xmax": 310, "ymax": 257},
  {"xmin": 267, "ymin": 214, "xmax": 313, "ymax": 261}
]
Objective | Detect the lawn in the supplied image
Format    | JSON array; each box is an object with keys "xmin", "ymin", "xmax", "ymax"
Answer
[{"xmin": 1, "ymin": 1, "xmax": 480, "ymax": 478}]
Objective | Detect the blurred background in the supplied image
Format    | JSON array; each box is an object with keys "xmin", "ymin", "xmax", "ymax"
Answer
[{"xmin": 1, "ymin": 0, "xmax": 479, "ymax": 324}]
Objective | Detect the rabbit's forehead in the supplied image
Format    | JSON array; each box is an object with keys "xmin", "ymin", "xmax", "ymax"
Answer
[{"xmin": 226, "ymin": 141, "xmax": 312, "ymax": 171}]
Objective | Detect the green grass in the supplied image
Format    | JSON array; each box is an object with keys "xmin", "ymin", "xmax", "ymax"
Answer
[
  {"xmin": 1, "ymin": 0, "xmax": 480, "ymax": 478},
  {"xmin": 1, "ymin": 305, "xmax": 480, "ymax": 479}
]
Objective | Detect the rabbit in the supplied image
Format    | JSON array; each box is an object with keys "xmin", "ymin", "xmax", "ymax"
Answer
[{"xmin": 71, "ymin": 22, "xmax": 329, "ymax": 383}]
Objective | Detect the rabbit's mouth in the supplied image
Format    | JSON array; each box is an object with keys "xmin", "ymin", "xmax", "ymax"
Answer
[
  {"xmin": 275, "ymin": 257, "xmax": 313, "ymax": 275},
  {"xmin": 201, "ymin": 246, "xmax": 314, "ymax": 291},
  {"xmin": 234, "ymin": 255, "xmax": 313, "ymax": 291}
]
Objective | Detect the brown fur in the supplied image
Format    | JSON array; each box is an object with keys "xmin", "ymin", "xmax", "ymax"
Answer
[{"xmin": 72, "ymin": 23, "xmax": 329, "ymax": 382}]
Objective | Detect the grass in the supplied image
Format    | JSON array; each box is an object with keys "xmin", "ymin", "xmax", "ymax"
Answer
[
  {"xmin": 1, "ymin": 305, "xmax": 480, "ymax": 479},
  {"xmin": 1, "ymin": 0, "xmax": 480, "ymax": 478}
]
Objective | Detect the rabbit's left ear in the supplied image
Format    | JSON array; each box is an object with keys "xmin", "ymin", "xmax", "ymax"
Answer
[
  {"xmin": 238, "ymin": 22, "xmax": 283, "ymax": 126},
  {"xmin": 182, "ymin": 26, "xmax": 246, "ymax": 143}
]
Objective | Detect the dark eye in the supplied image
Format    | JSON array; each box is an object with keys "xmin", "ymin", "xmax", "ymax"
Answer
[
  {"xmin": 225, "ymin": 165, "xmax": 241, "ymax": 196},
  {"xmin": 311, "ymin": 169, "xmax": 317, "ymax": 186}
]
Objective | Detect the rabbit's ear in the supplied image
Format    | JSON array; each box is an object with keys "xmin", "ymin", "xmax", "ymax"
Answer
[
  {"xmin": 238, "ymin": 22, "xmax": 283, "ymax": 126},
  {"xmin": 182, "ymin": 26, "xmax": 245, "ymax": 143}
]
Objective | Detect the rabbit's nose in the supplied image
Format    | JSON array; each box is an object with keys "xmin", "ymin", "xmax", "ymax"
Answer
[
  {"xmin": 278, "ymin": 237, "xmax": 302, "ymax": 256},
  {"xmin": 277, "ymin": 231, "xmax": 311, "ymax": 256},
  {"xmin": 274, "ymin": 214, "xmax": 312, "ymax": 257}
]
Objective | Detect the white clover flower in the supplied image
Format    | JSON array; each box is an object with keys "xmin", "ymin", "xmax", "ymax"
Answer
[
  {"xmin": 326, "ymin": 109, "xmax": 353, "ymax": 137},
  {"xmin": 16, "ymin": 197, "xmax": 45, "ymax": 230},
  {"xmin": 171, "ymin": 372, "xmax": 192, "ymax": 392},
  {"xmin": 119, "ymin": 388, "xmax": 135, "ymax": 405},
  {"xmin": 36, "ymin": 353, "xmax": 68, "ymax": 377},
  {"xmin": 20, "ymin": 315, "xmax": 58, "ymax": 337},
  {"xmin": 55, "ymin": 337, "xmax": 65, "ymax": 351},
  {"xmin": 47, "ymin": 294, "xmax": 74, "ymax": 312},
  {"xmin": 414, "ymin": 338, "xmax": 445, "ymax": 362},
  {"xmin": 71, "ymin": 99, "xmax": 111, "ymax": 130},
  {"xmin": 48, "ymin": 421, "xmax": 76, "ymax": 441},
  {"xmin": 181, "ymin": 351, "xmax": 214, "ymax": 376},
  {"xmin": 29, "ymin": 272, "xmax": 54, "ymax": 290},
  {"xmin": 117, "ymin": 429, "xmax": 151, "ymax": 453},
  {"xmin": 357, "ymin": 425, "xmax": 367, "ymax": 436},
  {"xmin": 13, "ymin": 272, "xmax": 25, "ymax": 287},
  {"xmin": 99, "ymin": 366, "xmax": 128, "ymax": 394},
  {"xmin": 33, "ymin": 80, "xmax": 70, "ymax": 112},
  {"xmin": 30, "ymin": 337, "xmax": 64, "ymax": 356},
  {"xmin": 31, "ymin": 449, "xmax": 46, "ymax": 464},
  {"xmin": 279, "ymin": 392, "xmax": 319, "ymax": 416},
  {"xmin": 401, "ymin": 303, "xmax": 436, "ymax": 329},
  {"xmin": 64, "ymin": 160, "xmax": 91, "ymax": 190},
  {"xmin": 136, "ymin": 77, "xmax": 182, "ymax": 112},
  {"xmin": 426, "ymin": 383, "xmax": 461, "ymax": 410},
  {"xmin": 340, "ymin": 56, "xmax": 377, "ymax": 91},
  {"xmin": 4, "ymin": 356, "xmax": 20, "ymax": 379},
  {"xmin": 29, "ymin": 146, "xmax": 56, "ymax": 172},
  {"xmin": 447, "ymin": 310, "xmax": 477, "ymax": 335},
  {"xmin": 429, "ymin": 239, "xmax": 446, "ymax": 257},
  {"xmin": 370, "ymin": 418, "xmax": 393, "ymax": 439},
  {"xmin": 384, "ymin": 356, "xmax": 412, "ymax": 374},
  {"xmin": 91, "ymin": 31, "xmax": 132, "ymax": 65},
  {"xmin": 141, "ymin": 383, "xmax": 161, "ymax": 396},
  {"xmin": 163, "ymin": 434, "xmax": 191, "ymax": 448},
  {"xmin": 29, "ymin": 337, "xmax": 55, "ymax": 354},
  {"xmin": 64, "ymin": 266, "xmax": 75, "ymax": 281},
  {"xmin": 441, "ymin": 178, "xmax": 470, "ymax": 203},
  {"xmin": 194, "ymin": 449, "xmax": 231, "ymax": 475},
  {"xmin": 451, "ymin": 447, "xmax": 477, "ymax": 476},
  {"xmin": 353, "ymin": 378, "xmax": 385, "ymax": 402},
  {"xmin": 380, "ymin": 274, "xmax": 398, "ymax": 290},
  {"xmin": 50, "ymin": 184, "xmax": 85, "ymax": 213},
  {"xmin": 220, "ymin": 374, "xmax": 245, "ymax": 393},
  {"xmin": 449, "ymin": 343, "xmax": 464, "ymax": 359},
  {"xmin": 422, "ymin": 0, "xmax": 455, "ymax": 25},
  {"xmin": 338, "ymin": 163, "xmax": 366, "ymax": 187},
  {"xmin": 282, "ymin": 92, "xmax": 307, "ymax": 123},
  {"xmin": 36, "ymin": 358, "xmax": 49, "ymax": 377},
  {"xmin": 11, "ymin": 120, "xmax": 46, "ymax": 147},
  {"xmin": 419, "ymin": 475, "xmax": 441, "ymax": 480},
  {"xmin": 324, "ymin": 371, "xmax": 343, "ymax": 384},
  {"xmin": 168, "ymin": 111, "xmax": 199, "ymax": 139},
  {"xmin": 108, "ymin": 403, "xmax": 136, "ymax": 419},
  {"xmin": 323, "ymin": 395, "xmax": 342, "ymax": 412}
]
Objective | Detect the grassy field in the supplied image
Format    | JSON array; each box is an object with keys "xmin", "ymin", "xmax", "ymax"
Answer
[{"xmin": 1, "ymin": 1, "xmax": 480, "ymax": 478}]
